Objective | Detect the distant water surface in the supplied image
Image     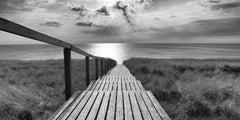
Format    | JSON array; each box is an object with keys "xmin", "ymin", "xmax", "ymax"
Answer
[{"xmin": 0, "ymin": 44, "xmax": 240, "ymax": 64}]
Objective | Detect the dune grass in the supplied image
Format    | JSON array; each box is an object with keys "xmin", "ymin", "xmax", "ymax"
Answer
[
  {"xmin": 0, "ymin": 59, "xmax": 98, "ymax": 120},
  {"xmin": 123, "ymin": 58, "xmax": 240, "ymax": 120}
]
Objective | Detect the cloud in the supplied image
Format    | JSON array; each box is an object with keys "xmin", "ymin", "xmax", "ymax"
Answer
[
  {"xmin": 149, "ymin": 17, "xmax": 240, "ymax": 39},
  {"xmin": 114, "ymin": 1, "xmax": 133, "ymax": 25},
  {"xmin": 212, "ymin": 2, "xmax": 240, "ymax": 10},
  {"xmin": 68, "ymin": 0, "xmax": 150, "ymax": 26},
  {"xmin": 75, "ymin": 22, "xmax": 104, "ymax": 27},
  {"xmin": 82, "ymin": 26, "xmax": 121, "ymax": 36},
  {"xmin": 0, "ymin": 0, "xmax": 32, "ymax": 12},
  {"xmin": 39, "ymin": 21, "xmax": 62, "ymax": 27},
  {"xmin": 149, "ymin": 0, "xmax": 192, "ymax": 9},
  {"xmin": 76, "ymin": 22, "xmax": 93, "ymax": 27},
  {"xmin": 96, "ymin": 6, "xmax": 110, "ymax": 15},
  {"xmin": 70, "ymin": 4, "xmax": 88, "ymax": 12}
]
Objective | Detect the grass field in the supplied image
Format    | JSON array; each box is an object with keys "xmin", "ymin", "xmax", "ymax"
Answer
[
  {"xmin": 1, "ymin": 58, "xmax": 240, "ymax": 120},
  {"xmin": 0, "ymin": 59, "xmax": 98, "ymax": 120},
  {"xmin": 123, "ymin": 58, "xmax": 240, "ymax": 120}
]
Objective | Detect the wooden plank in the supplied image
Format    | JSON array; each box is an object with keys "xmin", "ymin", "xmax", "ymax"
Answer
[
  {"xmin": 58, "ymin": 91, "xmax": 88, "ymax": 120},
  {"xmin": 108, "ymin": 82, "xmax": 113, "ymax": 91},
  {"xmin": 107, "ymin": 76, "xmax": 111, "ymax": 82},
  {"xmin": 137, "ymin": 81, "xmax": 145, "ymax": 91},
  {"xmin": 116, "ymin": 90, "xmax": 123, "ymax": 120},
  {"xmin": 99, "ymin": 81, "xmax": 106, "ymax": 91},
  {"xmin": 103, "ymin": 81, "xmax": 109, "ymax": 91},
  {"xmin": 89, "ymin": 81, "xmax": 98, "ymax": 91},
  {"xmin": 67, "ymin": 91, "xmax": 92, "ymax": 120},
  {"xmin": 94, "ymin": 81, "xmax": 102, "ymax": 91},
  {"xmin": 85, "ymin": 81, "xmax": 94, "ymax": 91},
  {"xmin": 106, "ymin": 92, "xmax": 116, "ymax": 120},
  {"xmin": 122, "ymin": 81, "xmax": 126, "ymax": 91},
  {"xmin": 147, "ymin": 91, "xmax": 171, "ymax": 120},
  {"xmin": 105, "ymin": 76, "xmax": 109, "ymax": 82},
  {"xmin": 76, "ymin": 91, "xmax": 98, "ymax": 119},
  {"xmin": 135, "ymin": 92, "xmax": 152, "ymax": 120},
  {"xmin": 101, "ymin": 75, "xmax": 107, "ymax": 82},
  {"xmin": 123, "ymin": 91, "xmax": 133, "ymax": 120},
  {"xmin": 49, "ymin": 91, "xmax": 81, "ymax": 120},
  {"xmin": 130, "ymin": 82, "xmax": 136, "ymax": 91},
  {"xmin": 134, "ymin": 82, "xmax": 141, "ymax": 91},
  {"xmin": 112, "ymin": 82, "xmax": 117, "ymax": 91},
  {"xmin": 126, "ymin": 77, "xmax": 130, "ymax": 82},
  {"xmin": 118, "ymin": 81, "xmax": 121, "ymax": 91},
  {"xmin": 96, "ymin": 92, "xmax": 111, "ymax": 120},
  {"xmin": 86, "ymin": 92, "xmax": 104, "ymax": 120},
  {"xmin": 129, "ymin": 92, "xmax": 143, "ymax": 120},
  {"xmin": 122, "ymin": 77, "xmax": 125, "ymax": 83},
  {"xmin": 141, "ymin": 92, "xmax": 162, "ymax": 120},
  {"xmin": 126, "ymin": 82, "xmax": 131, "ymax": 91}
]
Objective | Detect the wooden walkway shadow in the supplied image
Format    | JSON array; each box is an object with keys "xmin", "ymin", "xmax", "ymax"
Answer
[{"xmin": 49, "ymin": 65, "xmax": 171, "ymax": 120}]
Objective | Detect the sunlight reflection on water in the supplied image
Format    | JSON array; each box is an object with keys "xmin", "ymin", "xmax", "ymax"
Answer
[
  {"xmin": 81, "ymin": 44, "xmax": 128, "ymax": 64},
  {"xmin": 1, "ymin": 43, "xmax": 240, "ymax": 64}
]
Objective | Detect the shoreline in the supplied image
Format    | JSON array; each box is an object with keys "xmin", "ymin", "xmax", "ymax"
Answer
[{"xmin": 1, "ymin": 57, "xmax": 240, "ymax": 63}]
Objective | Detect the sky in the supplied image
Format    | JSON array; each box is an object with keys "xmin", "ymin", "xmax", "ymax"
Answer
[{"xmin": 0, "ymin": 0, "xmax": 240, "ymax": 44}]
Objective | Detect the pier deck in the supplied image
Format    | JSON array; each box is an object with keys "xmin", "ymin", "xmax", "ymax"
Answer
[{"xmin": 50, "ymin": 65, "xmax": 171, "ymax": 120}]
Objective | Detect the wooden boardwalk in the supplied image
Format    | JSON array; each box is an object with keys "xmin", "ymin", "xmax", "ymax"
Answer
[
  {"xmin": 49, "ymin": 65, "xmax": 171, "ymax": 120},
  {"xmin": 0, "ymin": 18, "xmax": 170, "ymax": 120}
]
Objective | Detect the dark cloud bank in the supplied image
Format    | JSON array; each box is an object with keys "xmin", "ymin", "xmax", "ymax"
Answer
[
  {"xmin": 150, "ymin": 17, "xmax": 240, "ymax": 39},
  {"xmin": 39, "ymin": 21, "xmax": 62, "ymax": 27},
  {"xmin": 212, "ymin": 1, "xmax": 240, "ymax": 10}
]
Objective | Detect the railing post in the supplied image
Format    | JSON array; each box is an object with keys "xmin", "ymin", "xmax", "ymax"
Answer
[
  {"xmin": 95, "ymin": 59, "xmax": 99, "ymax": 80},
  {"xmin": 110, "ymin": 60, "xmax": 112, "ymax": 69},
  {"xmin": 108, "ymin": 61, "xmax": 109, "ymax": 72},
  {"xmin": 85, "ymin": 56, "xmax": 90, "ymax": 86},
  {"xmin": 64, "ymin": 48, "xmax": 71, "ymax": 100},
  {"xmin": 101, "ymin": 59, "xmax": 104, "ymax": 76},
  {"xmin": 109, "ymin": 60, "xmax": 111, "ymax": 70},
  {"xmin": 104, "ymin": 60, "xmax": 106, "ymax": 74},
  {"xmin": 105, "ymin": 60, "xmax": 107, "ymax": 74}
]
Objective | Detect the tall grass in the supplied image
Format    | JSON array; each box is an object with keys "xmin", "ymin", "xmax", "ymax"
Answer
[
  {"xmin": 124, "ymin": 58, "xmax": 240, "ymax": 120},
  {"xmin": 0, "ymin": 59, "xmax": 98, "ymax": 120}
]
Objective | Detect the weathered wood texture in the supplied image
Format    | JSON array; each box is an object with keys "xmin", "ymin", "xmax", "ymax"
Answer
[
  {"xmin": 49, "ymin": 65, "xmax": 171, "ymax": 120},
  {"xmin": 85, "ymin": 56, "xmax": 90, "ymax": 86},
  {"xmin": 64, "ymin": 48, "xmax": 72, "ymax": 100}
]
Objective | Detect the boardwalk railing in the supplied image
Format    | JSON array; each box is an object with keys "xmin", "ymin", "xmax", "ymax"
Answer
[{"xmin": 0, "ymin": 17, "xmax": 117, "ymax": 100}]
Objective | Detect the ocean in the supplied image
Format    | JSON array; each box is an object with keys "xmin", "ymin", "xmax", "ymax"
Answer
[{"xmin": 0, "ymin": 44, "xmax": 240, "ymax": 64}]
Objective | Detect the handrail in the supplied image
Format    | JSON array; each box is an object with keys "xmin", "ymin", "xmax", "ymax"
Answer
[
  {"xmin": 0, "ymin": 17, "xmax": 117, "ymax": 100},
  {"xmin": 0, "ymin": 17, "xmax": 105, "ymax": 59}
]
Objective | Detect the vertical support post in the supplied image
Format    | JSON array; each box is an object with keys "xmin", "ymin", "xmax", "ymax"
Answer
[
  {"xmin": 108, "ymin": 60, "xmax": 110, "ymax": 70},
  {"xmin": 64, "ymin": 48, "xmax": 71, "ymax": 100},
  {"xmin": 95, "ymin": 59, "xmax": 98, "ymax": 80},
  {"xmin": 85, "ymin": 56, "xmax": 90, "ymax": 86},
  {"xmin": 107, "ymin": 60, "xmax": 109, "ymax": 71},
  {"xmin": 105, "ymin": 60, "xmax": 107, "ymax": 74},
  {"xmin": 101, "ymin": 59, "xmax": 104, "ymax": 76},
  {"xmin": 110, "ymin": 60, "xmax": 112, "ymax": 69}
]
